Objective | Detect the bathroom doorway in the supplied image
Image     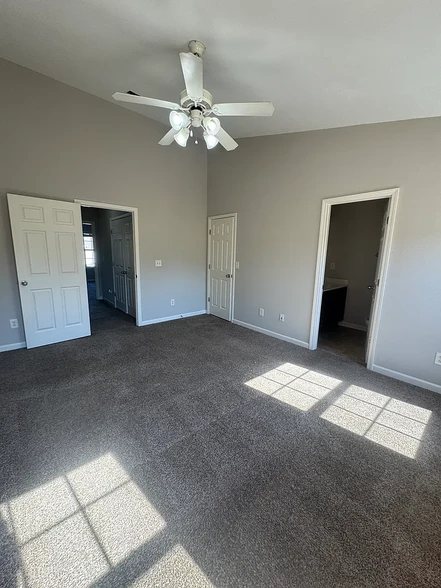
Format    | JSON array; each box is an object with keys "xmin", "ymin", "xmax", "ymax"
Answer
[{"xmin": 309, "ymin": 189, "xmax": 400, "ymax": 370}]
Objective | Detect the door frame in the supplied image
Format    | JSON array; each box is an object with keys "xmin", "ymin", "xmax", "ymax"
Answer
[
  {"xmin": 75, "ymin": 200, "xmax": 142, "ymax": 326},
  {"xmin": 109, "ymin": 213, "xmax": 133, "ymax": 314},
  {"xmin": 207, "ymin": 213, "xmax": 237, "ymax": 322},
  {"xmin": 308, "ymin": 188, "xmax": 400, "ymax": 370}
]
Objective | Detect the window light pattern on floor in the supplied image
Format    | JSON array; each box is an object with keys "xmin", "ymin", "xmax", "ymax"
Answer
[
  {"xmin": 245, "ymin": 363, "xmax": 341, "ymax": 411},
  {"xmin": 0, "ymin": 453, "xmax": 175, "ymax": 587},
  {"xmin": 321, "ymin": 385, "xmax": 431, "ymax": 458}
]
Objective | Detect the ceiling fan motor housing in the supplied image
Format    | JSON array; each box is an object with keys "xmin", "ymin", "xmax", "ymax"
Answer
[{"xmin": 180, "ymin": 89, "xmax": 213, "ymax": 112}]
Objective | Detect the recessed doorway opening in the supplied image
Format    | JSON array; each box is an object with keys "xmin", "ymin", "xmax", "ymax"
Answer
[{"xmin": 309, "ymin": 188, "xmax": 400, "ymax": 370}]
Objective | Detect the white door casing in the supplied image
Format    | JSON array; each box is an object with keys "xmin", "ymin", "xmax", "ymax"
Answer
[
  {"xmin": 208, "ymin": 214, "xmax": 236, "ymax": 321},
  {"xmin": 110, "ymin": 214, "xmax": 136, "ymax": 318},
  {"xmin": 309, "ymin": 188, "xmax": 400, "ymax": 371},
  {"xmin": 8, "ymin": 194, "xmax": 90, "ymax": 349}
]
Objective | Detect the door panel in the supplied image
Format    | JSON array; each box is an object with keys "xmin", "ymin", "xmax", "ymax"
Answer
[
  {"xmin": 110, "ymin": 214, "xmax": 136, "ymax": 317},
  {"xmin": 366, "ymin": 200, "xmax": 390, "ymax": 363},
  {"xmin": 8, "ymin": 193, "xmax": 90, "ymax": 348},
  {"xmin": 209, "ymin": 216, "xmax": 235, "ymax": 321}
]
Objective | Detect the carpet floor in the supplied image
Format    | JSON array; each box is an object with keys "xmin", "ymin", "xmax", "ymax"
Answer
[{"xmin": 0, "ymin": 315, "xmax": 440, "ymax": 587}]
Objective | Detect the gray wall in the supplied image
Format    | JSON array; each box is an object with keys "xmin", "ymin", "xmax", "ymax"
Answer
[
  {"xmin": 326, "ymin": 199, "xmax": 387, "ymax": 327},
  {"xmin": 208, "ymin": 118, "xmax": 441, "ymax": 387},
  {"xmin": 0, "ymin": 58, "xmax": 207, "ymax": 346}
]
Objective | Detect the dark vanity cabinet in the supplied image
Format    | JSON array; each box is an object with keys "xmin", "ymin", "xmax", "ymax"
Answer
[{"xmin": 320, "ymin": 286, "xmax": 347, "ymax": 329}]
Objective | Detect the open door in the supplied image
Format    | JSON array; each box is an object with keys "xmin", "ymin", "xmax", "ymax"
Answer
[
  {"xmin": 110, "ymin": 214, "xmax": 136, "ymax": 318},
  {"xmin": 365, "ymin": 200, "xmax": 390, "ymax": 364},
  {"xmin": 8, "ymin": 194, "xmax": 90, "ymax": 348}
]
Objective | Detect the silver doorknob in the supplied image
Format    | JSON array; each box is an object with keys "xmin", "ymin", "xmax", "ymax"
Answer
[
  {"xmin": 226, "ymin": 274, "xmax": 232, "ymax": 278},
  {"xmin": 367, "ymin": 285, "xmax": 375, "ymax": 290},
  {"xmin": 121, "ymin": 270, "xmax": 127, "ymax": 275},
  {"xmin": 21, "ymin": 280, "xmax": 28, "ymax": 286}
]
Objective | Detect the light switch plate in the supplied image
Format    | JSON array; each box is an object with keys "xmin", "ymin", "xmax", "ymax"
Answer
[
  {"xmin": 235, "ymin": 261, "xmax": 240, "ymax": 269},
  {"xmin": 155, "ymin": 260, "xmax": 162, "ymax": 267},
  {"xmin": 434, "ymin": 352, "xmax": 441, "ymax": 366},
  {"xmin": 330, "ymin": 262, "xmax": 336, "ymax": 270},
  {"xmin": 259, "ymin": 308, "xmax": 264, "ymax": 317}
]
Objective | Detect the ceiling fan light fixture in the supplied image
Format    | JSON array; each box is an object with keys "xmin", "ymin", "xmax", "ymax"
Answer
[
  {"xmin": 203, "ymin": 132, "xmax": 219, "ymax": 149},
  {"xmin": 204, "ymin": 117, "xmax": 221, "ymax": 135},
  {"xmin": 169, "ymin": 110, "xmax": 189, "ymax": 130},
  {"xmin": 174, "ymin": 127, "xmax": 190, "ymax": 147}
]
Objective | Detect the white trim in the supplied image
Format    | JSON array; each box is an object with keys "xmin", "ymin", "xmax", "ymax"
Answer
[
  {"xmin": 233, "ymin": 319, "xmax": 309, "ymax": 348},
  {"xmin": 0, "ymin": 342, "xmax": 26, "ymax": 353},
  {"xmin": 83, "ymin": 219, "xmax": 102, "ymax": 300},
  {"xmin": 338, "ymin": 321, "xmax": 367, "ymax": 332},
  {"xmin": 75, "ymin": 199, "xmax": 142, "ymax": 326},
  {"xmin": 372, "ymin": 364, "xmax": 441, "ymax": 394},
  {"xmin": 207, "ymin": 213, "xmax": 237, "ymax": 322},
  {"xmin": 140, "ymin": 310, "xmax": 206, "ymax": 326},
  {"xmin": 309, "ymin": 187, "xmax": 400, "ymax": 372}
]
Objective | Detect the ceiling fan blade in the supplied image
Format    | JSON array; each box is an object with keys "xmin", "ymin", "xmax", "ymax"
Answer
[
  {"xmin": 212, "ymin": 102, "xmax": 275, "ymax": 117},
  {"xmin": 179, "ymin": 52, "xmax": 203, "ymax": 101},
  {"xmin": 216, "ymin": 127, "xmax": 238, "ymax": 151},
  {"xmin": 112, "ymin": 92, "xmax": 180, "ymax": 111},
  {"xmin": 158, "ymin": 128, "xmax": 177, "ymax": 146}
]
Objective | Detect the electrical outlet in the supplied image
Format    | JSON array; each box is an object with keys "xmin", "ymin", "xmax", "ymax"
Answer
[
  {"xmin": 330, "ymin": 262, "xmax": 336, "ymax": 270},
  {"xmin": 259, "ymin": 308, "xmax": 264, "ymax": 317},
  {"xmin": 170, "ymin": 299, "xmax": 175, "ymax": 306},
  {"xmin": 10, "ymin": 319, "xmax": 19, "ymax": 329},
  {"xmin": 235, "ymin": 261, "xmax": 240, "ymax": 269},
  {"xmin": 434, "ymin": 352, "xmax": 441, "ymax": 366},
  {"xmin": 279, "ymin": 314, "xmax": 285, "ymax": 322},
  {"xmin": 155, "ymin": 260, "xmax": 162, "ymax": 267}
]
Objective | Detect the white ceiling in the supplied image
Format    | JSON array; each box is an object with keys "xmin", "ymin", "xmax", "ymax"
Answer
[{"xmin": 1, "ymin": 0, "xmax": 441, "ymax": 138}]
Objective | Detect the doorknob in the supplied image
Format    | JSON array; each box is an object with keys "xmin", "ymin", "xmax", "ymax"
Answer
[
  {"xmin": 121, "ymin": 271, "xmax": 127, "ymax": 275},
  {"xmin": 20, "ymin": 280, "xmax": 28, "ymax": 286},
  {"xmin": 226, "ymin": 274, "xmax": 232, "ymax": 278},
  {"xmin": 367, "ymin": 285, "xmax": 375, "ymax": 290}
]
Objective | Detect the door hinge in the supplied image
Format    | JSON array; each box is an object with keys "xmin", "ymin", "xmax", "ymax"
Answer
[
  {"xmin": 209, "ymin": 229, "xmax": 211, "ymax": 235},
  {"xmin": 386, "ymin": 216, "xmax": 389, "ymax": 224},
  {"xmin": 208, "ymin": 297, "xmax": 210, "ymax": 302},
  {"xmin": 208, "ymin": 263, "xmax": 211, "ymax": 269}
]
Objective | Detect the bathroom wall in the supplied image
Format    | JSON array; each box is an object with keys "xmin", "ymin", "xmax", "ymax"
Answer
[{"xmin": 325, "ymin": 199, "xmax": 388, "ymax": 328}]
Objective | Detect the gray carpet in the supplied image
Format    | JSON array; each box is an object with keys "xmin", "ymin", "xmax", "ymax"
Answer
[{"xmin": 0, "ymin": 315, "xmax": 440, "ymax": 587}]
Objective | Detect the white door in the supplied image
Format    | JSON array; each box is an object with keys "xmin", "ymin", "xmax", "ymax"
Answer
[
  {"xmin": 209, "ymin": 216, "xmax": 235, "ymax": 321},
  {"xmin": 8, "ymin": 194, "xmax": 90, "ymax": 349},
  {"xmin": 110, "ymin": 215, "xmax": 135, "ymax": 317},
  {"xmin": 366, "ymin": 200, "xmax": 390, "ymax": 363}
]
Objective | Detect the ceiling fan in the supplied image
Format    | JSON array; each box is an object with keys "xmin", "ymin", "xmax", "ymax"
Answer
[{"xmin": 112, "ymin": 40, "xmax": 275, "ymax": 151}]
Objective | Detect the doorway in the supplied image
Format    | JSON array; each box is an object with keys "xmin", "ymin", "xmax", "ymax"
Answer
[
  {"xmin": 207, "ymin": 214, "xmax": 237, "ymax": 321},
  {"xmin": 309, "ymin": 188, "xmax": 400, "ymax": 370},
  {"xmin": 76, "ymin": 199, "xmax": 142, "ymax": 326}
]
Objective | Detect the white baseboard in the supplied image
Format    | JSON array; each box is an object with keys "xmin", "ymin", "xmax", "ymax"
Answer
[
  {"xmin": 232, "ymin": 319, "xmax": 309, "ymax": 349},
  {"xmin": 338, "ymin": 321, "xmax": 367, "ymax": 332},
  {"xmin": 372, "ymin": 364, "xmax": 441, "ymax": 394},
  {"xmin": 140, "ymin": 310, "xmax": 206, "ymax": 327},
  {"xmin": 0, "ymin": 342, "xmax": 26, "ymax": 353},
  {"xmin": 103, "ymin": 297, "xmax": 115, "ymax": 306}
]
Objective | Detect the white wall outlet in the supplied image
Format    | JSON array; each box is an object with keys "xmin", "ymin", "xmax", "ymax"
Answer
[
  {"xmin": 10, "ymin": 319, "xmax": 19, "ymax": 329},
  {"xmin": 170, "ymin": 299, "xmax": 175, "ymax": 306},
  {"xmin": 259, "ymin": 308, "xmax": 264, "ymax": 317},
  {"xmin": 330, "ymin": 262, "xmax": 336, "ymax": 270},
  {"xmin": 235, "ymin": 261, "xmax": 240, "ymax": 269},
  {"xmin": 434, "ymin": 352, "xmax": 441, "ymax": 366},
  {"xmin": 155, "ymin": 260, "xmax": 162, "ymax": 267},
  {"xmin": 279, "ymin": 313, "xmax": 285, "ymax": 322}
]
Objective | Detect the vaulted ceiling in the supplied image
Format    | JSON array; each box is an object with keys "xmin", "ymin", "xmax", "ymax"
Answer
[{"xmin": 1, "ymin": 0, "xmax": 440, "ymax": 138}]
